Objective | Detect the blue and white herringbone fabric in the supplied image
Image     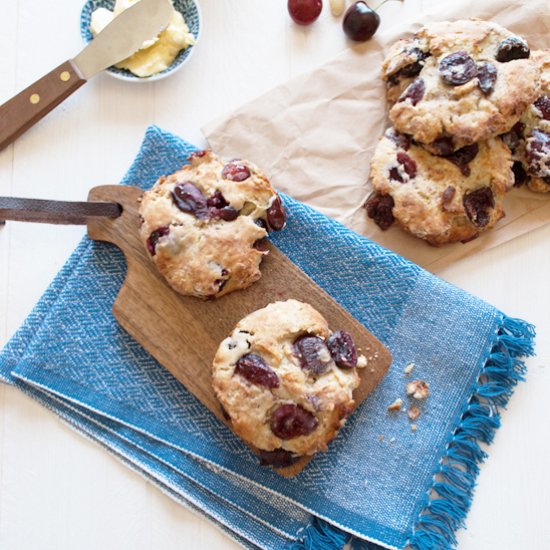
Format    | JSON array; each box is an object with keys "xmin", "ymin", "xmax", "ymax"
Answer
[{"xmin": 0, "ymin": 127, "xmax": 535, "ymax": 550}]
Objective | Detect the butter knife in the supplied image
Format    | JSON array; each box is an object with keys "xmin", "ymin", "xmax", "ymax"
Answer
[{"xmin": 0, "ymin": 0, "xmax": 173, "ymax": 152}]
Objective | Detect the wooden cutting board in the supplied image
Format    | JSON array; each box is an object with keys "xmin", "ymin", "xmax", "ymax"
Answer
[{"xmin": 87, "ymin": 185, "xmax": 392, "ymax": 476}]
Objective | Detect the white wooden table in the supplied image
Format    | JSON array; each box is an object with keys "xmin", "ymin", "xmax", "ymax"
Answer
[{"xmin": 0, "ymin": 1, "xmax": 549, "ymax": 549}]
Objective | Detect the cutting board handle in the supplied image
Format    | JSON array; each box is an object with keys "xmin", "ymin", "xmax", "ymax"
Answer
[
  {"xmin": 87, "ymin": 184, "xmax": 143, "ymax": 255},
  {"xmin": 0, "ymin": 60, "xmax": 86, "ymax": 152}
]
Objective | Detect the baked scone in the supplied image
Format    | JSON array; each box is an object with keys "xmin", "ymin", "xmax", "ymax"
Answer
[
  {"xmin": 139, "ymin": 150, "xmax": 286, "ymax": 299},
  {"xmin": 212, "ymin": 300, "xmax": 366, "ymax": 466},
  {"xmin": 365, "ymin": 128, "xmax": 514, "ymax": 245},
  {"xmin": 502, "ymin": 50, "xmax": 550, "ymax": 193},
  {"xmin": 383, "ymin": 19, "xmax": 540, "ymax": 153}
]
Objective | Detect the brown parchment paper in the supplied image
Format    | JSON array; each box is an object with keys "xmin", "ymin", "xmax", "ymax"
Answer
[{"xmin": 204, "ymin": 0, "xmax": 550, "ymax": 272}]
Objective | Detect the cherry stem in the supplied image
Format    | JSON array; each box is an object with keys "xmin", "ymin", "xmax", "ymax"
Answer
[{"xmin": 373, "ymin": 0, "xmax": 403, "ymax": 12}]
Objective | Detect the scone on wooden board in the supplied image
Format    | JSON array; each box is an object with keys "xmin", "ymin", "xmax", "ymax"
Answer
[
  {"xmin": 383, "ymin": 19, "xmax": 540, "ymax": 153},
  {"xmin": 139, "ymin": 150, "xmax": 286, "ymax": 299},
  {"xmin": 212, "ymin": 299, "xmax": 368, "ymax": 468},
  {"xmin": 502, "ymin": 49, "xmax": 550, "ymax": 193},
  {"xmin": 366, "ymin": 128, "xmax": 513, "ymax": 246}
]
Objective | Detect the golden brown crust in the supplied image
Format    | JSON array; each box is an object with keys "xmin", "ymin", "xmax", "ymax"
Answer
[
  {"xmin": 368, "ymin": 129, "xmax": 513, "ymax": 246},
  {"xmin": 383, "ymin": 19, "xmax": 540, "ymax": 151},
  {"xmin": 139, "ymin": 151, "xmax": 282, "ymax": 299},
  {"xmin": 212, "ymin": 300, "xmax": 362, "ymax": 457}
]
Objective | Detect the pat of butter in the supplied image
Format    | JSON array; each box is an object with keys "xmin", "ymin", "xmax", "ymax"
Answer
[{"xmin": 90, "ymin": 0, "xmax": 195, "ymax": 78}]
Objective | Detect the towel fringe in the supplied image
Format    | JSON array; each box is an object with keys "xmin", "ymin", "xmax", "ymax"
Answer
[
  {"xmin": 407, "ymin": 315, "xmax": 535, "ymax": 550},
  {"xmin": 291, "ymin": 315, "xmax": 535, "ymax": 550},
  {"xmin": 291, "ymin": 517, "xmax": 351, "ymax": 549}
]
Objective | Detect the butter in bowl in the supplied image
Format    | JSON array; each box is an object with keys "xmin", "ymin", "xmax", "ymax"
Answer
[{"xmin": 81, "ymin": 0, "xmax": 201, "ymax": 81}]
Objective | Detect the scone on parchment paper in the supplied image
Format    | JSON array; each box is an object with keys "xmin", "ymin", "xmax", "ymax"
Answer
[
  {"xmin": 383, "ymin": 19, "xmax": 540, "ymax": 153},
  {"xmin": 212, "ymin": 300, "xmax": 367, "ymax": 467},
  {"xmin": 365, "ymin": 128, "xmax": 513, "ymax": 246},
  {"xmin": 502, "ymin": 50, "xmax": 550, "ymax": 193},
  {"xmin": 139, "ymin": 150, "xmax": 286, "ymax": 299}
]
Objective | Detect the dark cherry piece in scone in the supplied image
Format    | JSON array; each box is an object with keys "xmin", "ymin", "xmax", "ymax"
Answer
[
  {"xmin": 502, "ymin": 50, "xmax": 550, "ymax": 193},
  {"xmin": 365, "ymin": 128, "xmax": 514, "ymax": 246},
  {"xmin": 139, "ymin": 151, "xmax": 286, "ymax": 299},
  {"xmin": 212, "ymin": 300, "xmax": 367, "ymax": 466},
  {"xmin": 383, "ymin": 19, "xmax": 540, "ymax": 153}
]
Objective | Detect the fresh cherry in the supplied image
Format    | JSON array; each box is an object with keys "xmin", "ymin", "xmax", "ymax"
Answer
[
  {"xmin": 343, "ymin": 1, "xmax": 380, "ymax": 42},
  {"xmin": 288, "ymin": 0, "xmax": 323, "ymax": 25}
]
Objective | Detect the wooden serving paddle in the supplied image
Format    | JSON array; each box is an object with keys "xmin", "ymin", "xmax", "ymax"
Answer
[{"xmin": 0, "ymin": 186, "xmax": 392, "ymax": 476}]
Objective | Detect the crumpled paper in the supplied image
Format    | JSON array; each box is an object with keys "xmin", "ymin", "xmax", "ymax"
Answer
[{"xmin": 204, "ymin": 0, "xmax": 550, "ymax": 271}]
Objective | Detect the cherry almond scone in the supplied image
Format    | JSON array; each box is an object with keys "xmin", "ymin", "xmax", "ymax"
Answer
[
  {"xmin": 212, "ymin": 300, "xmax": 367, "ymax": 467},
  {"xmin": 139, "ymin": 151, "xmax": 286, "ymax": 299},
  {"xmin": 383, "ymin": 19, "xmax": 540, "ymax": 154}
]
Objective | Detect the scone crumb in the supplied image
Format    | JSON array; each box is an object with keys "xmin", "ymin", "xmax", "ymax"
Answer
[
  {"xmin": 404, "ymin": 363, "xmax": 415, "ymax": 375},
  {"xmin": 387, "ymin": 398, "xmax": 403, "ymax": 412},
  {"xmin": 408, "ymin": 405, "xmax": 420, "ymax": 421},
  {"xmin": 389, "ymin": 437, "xmax": 396, "ymax": 444},
  {"xmin": 411, "ymin": 424, "xmax": 417, "ymax": 432},
  {"xmin": 406, "ymin": 380, "xmax": 430, "ymax": 400},
  {"xmin": 357, "ymin": 354, "xmax": 368, "ymax": 368},
  {"xmin": 379, "ymin": 434, "xmax": 385, "ymax": 442}
]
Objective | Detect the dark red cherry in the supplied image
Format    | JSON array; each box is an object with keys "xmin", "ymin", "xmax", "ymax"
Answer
[
  {"xmin": 270, "ymin": 404, "xmax": 318, "ymax": 439},
  {"xmin": 364, "ymin": 192, "xmax": 395, "ymax": 230},
  {"xmin": 255, "ymin": 218, "xmax": 268, "ymax": 231},
  {"xmin": 207, "ymin": 190, "xmax": 228, "ymax": 208},
  {"xmin": 496, "ymin": 36, "xmax": 530, "ymax": 62},
  {"xmin": 235, "ymin": 354, "xmax": 279, "ymax": 388},
  {"xmin": 343, "ymin": 1, "xmax": 380, "ymax": 42},
  {"xmin": 443, "ymin": 143, "xmax": 479, "ymax": 177},
  {"xmin": 327, "ymin": 331, "xmax": 358, "ymax": 369},
  {"xmin": 512, "ymin": 161, "xmax": 527, "ymax": 187},
  {"xmin": 288, "ymin": 0, "xmax": 322, "ymax": 25},
  {"xmin": 146, "ymin": 227, "xmax": 170, "ymax": 255},
  {"xmin": 386, "ymin": 127, "xmax": 411, "ymax": 150},
  {"xmin": 439, "ymin": 51, "xmax": 477, "ymax": 86},
  {"xmin": 477, "ymin": 62, "xmax": 497, "ymax": 95},
  {"xmin": 534, "ymin": 96, "xmax": 550, "ymax": 121},
  {"xmin": 430, "ymin": 135, "xmax": 455, "ymax": 156},
  {"xmin": 525, "ymin": 129, "xmax": 550, "ymax": 176},
  {"xmin": 293, "ymin": 335, "xmax": 332, "ymax": 376},
  {"xmin": 210, "ymin": 207, "xmax": 239, "ymax": 221},
  {"xmin": 172, "ymin": 182, "xmax": 209, "ymax": 220},
  {"xmin": 397, "ymin": 78, "xmax": 425, "ymax": 106},
  {"xmin": 258, "ymin": 449, "xmax": 300, "ymax": 467},
  {"xmin": 267, "ymin": 196, "xmax": 286, "ymax": 230},
  {"xmin": 188, "ymin": 150, "xmax": 208, "ymax": 161},
  {"xmin": 463, "ymin": 187, "xmax": 495, "ymax": 228},
  {"xmin": 222, "ymin": 162, "xmax": 251, "ymax": 182}
]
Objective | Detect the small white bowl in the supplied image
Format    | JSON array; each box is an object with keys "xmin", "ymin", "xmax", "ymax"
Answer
[{"xmin": 80, "ymin": 0, "xmax": 201, "ymax": 82}]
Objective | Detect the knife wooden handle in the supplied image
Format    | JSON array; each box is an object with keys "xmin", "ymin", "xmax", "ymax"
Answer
[
  {"xmin": 0, "ymin": 196, "xmax": 121, "ymax": 225},
  {"xmin": 0, "ymin": 60, "xmax": 87, "ymax": 152}
]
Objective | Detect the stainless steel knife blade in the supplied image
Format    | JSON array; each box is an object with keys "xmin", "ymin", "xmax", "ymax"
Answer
[{"xmin": 73, "ymin": 0, "xmax": 174, "ymax": 80}]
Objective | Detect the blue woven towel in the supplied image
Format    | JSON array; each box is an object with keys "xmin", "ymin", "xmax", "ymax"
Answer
[{"xmin": 0, "ymin": 127, "xmax": 535, "ymax": 550}]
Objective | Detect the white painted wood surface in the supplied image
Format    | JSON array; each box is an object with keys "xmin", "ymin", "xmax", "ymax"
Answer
[{"xmin": 0, "ymin": 1, "xmax": 549, "ymax": 549}]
